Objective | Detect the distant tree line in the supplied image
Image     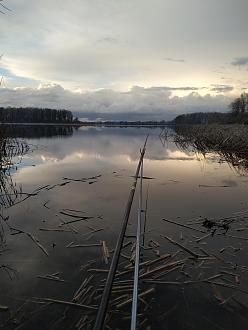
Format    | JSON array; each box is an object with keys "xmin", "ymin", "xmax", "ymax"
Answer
[
  {"xmin": 0, "ymin": 107, "xmax": 73, "ymax": 123},
  {"xmin": 173, "ymin": 93, "xmax": 248, "ymax": 125},
  {"xmin": 79, "ymin": 120, "xmax": 169, "ymax": 126},
  {"xmin": 173, "ymin": 112, "xmax": 230, "ymax": 125},
  {"xmin": 230, "ymin": 93, "xmax": 248, "ymax": 114}
]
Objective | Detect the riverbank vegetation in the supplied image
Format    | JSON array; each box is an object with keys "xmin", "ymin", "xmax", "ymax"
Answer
[
  {"xmin": 171, "ymin": 93, "xmax": 248, "ymax": 172},
  {"xmin": 173, "ymin": 124, "xmax": 248, "ymax": 172},
  {"xmin": 0, "ymin": 127, "xmax": 30, "ymax": 207}
]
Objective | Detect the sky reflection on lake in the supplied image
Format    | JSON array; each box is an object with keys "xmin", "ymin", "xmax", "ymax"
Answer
[{"xmin": 1, "ymin": 126, "xmax": 248, "ymax": 329}]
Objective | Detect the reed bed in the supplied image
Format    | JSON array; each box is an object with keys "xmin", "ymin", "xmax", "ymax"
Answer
[
  {"xmin": 173, "ymin": 124, "xmax": 248, "ymax": 172},
  {"xmin": 0, "ymin": 128, "xmax": 30, "ymax": 209},
  {"xmin": 0, "ymin": 128, "xmax": 30, "ymax": 249}
]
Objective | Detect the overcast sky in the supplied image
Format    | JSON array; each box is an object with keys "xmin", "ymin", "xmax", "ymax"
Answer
[{"xmin": 0, "ymin": 0, "xmax": 248, "ymax": 119}]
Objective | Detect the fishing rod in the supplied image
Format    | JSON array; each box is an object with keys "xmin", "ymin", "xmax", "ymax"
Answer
[
  {"xmin": 131, "ymin": 151, "xmax": 144, "ymax": 329},
  {"xmin": 142, "ymin": 183, "xmax": 149, "ymax": 247},
  {"xmin": 93, "ymin": 135, "xmax": 148, "ymax": 330}
]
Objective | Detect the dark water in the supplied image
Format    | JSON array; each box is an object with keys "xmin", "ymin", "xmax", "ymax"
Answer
[{"xmin": 1, "ymin": 125, "xmax": 248, "ymax": 329}]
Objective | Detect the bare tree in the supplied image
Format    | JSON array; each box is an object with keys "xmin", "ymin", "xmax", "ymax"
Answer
[{"xmin": 230, "ymin": 92, "xmax": 248, "ymax": 114}]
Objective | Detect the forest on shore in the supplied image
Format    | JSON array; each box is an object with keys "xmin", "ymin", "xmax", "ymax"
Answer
[
  {"xmin": 173, "ymin": 92, "xmax": 248, "ymax": 125},
  {"xmin": 0, "ymin": 107, "xmax": 73, "ymax": 123}
]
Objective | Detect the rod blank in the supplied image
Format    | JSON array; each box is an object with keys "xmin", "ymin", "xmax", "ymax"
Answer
[
  {"xmin": 131, "ymin": 154, "xmax": 144, "ymax": 329},
  {"xmin": 93, "ymin": 136, "xmax": 148, "ymax": 330}
]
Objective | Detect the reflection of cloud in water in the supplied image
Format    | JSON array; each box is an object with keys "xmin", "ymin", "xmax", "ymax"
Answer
[
  {"xmin": 41, "ymin": 155, "xmax": 58, "ymax": 163},
  {"xmin": 14, "ymin": 127, "xmax": 239, "ymax": 192},
  {"xmin": 167, "ymin": 150, "xmax": 193, "ymax": 158},
  {"xmin": 15, "ymin": 150, "xmax": 135, "ymax": 188},
  {"xmin": 38, "ymin": 144, "xmax": 194, "ymax": 164},
  {"xmin": 27, "ymin": 127, "xmax": 193, "ymax": 163},
  {"xmin": 40, "ymin": 151, "xmax": 132, "ymax": 164},
  {"xmin": 164, "ymin": 150, "xmax": 195, "ymax": 161}
]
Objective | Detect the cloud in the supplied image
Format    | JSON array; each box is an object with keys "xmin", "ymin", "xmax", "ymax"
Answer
[
  {"xmin": 231, "ymin": 57, "xmax": 248, "ymax": 66},
  {"xmin": 0, "ymin": 84, "xmax": 232, "ymax": 121},
  {"xmin": 163, "ymin": 58, "xmax": 185, "ymax": 63},
  {"xmin": 210, "ymin": 84, "xmax": 233, "ymax": 93},
  {"xmin": 97, "ymin": 37, "xmax": 119, "ymax": 44},
  {"xmin": 0, "ymin": 0, "xmax": 248, "ymax": 91},
  {"xmin": 134, "ymin": 86, "xmax": 202, "ymax": 92}
]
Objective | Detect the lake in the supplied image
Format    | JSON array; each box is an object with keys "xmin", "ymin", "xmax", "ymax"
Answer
[{"xmin": 1, "ymin": 125, "xmax": 248, "ymax": 330}]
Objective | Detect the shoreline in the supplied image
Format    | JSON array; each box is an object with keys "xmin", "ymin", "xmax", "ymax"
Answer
[{"xmin": 0, "ymin": 122, "xmax": 171, "ymax": 128}]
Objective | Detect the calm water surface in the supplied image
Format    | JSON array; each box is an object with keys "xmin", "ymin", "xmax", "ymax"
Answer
[{"xmin": 1, "ymin": 126, "xmax": 248, "ymax": 329}]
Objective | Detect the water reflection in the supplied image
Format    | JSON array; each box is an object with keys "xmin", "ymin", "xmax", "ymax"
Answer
[
  {"xmin": 0, "ymin": 126, "xmax": 31, "ymax": 208},
  {"xmin": 0, "ymin": 124, "xmax": 73, "ymax": 139},
  {"xmin": 0, "ymin": 126, "xmax": 248, "ymax": 329}
]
